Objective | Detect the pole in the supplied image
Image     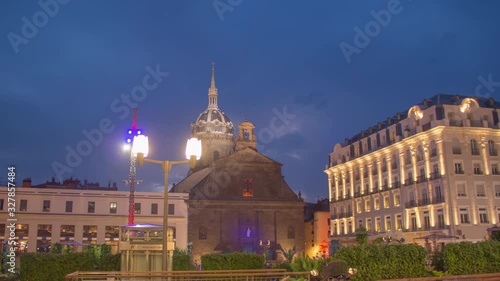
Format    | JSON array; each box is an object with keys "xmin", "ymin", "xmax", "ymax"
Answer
[
  {"xmin": 128, "ymin": 152, "xmax": 136, "ymax": 225},
  {"xmin": 162, "ymin": 161, "xmax": 172, "ymax": 271}
]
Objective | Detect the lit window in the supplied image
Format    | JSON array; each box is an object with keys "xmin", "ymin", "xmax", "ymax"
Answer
[
  {"xmin": 109, "ymin": 202, "xmax": 117, "ymax": 214},
  {"xmin": 242, "ymin": 178, "xmax": 254, "ymax": 197},
  {"xmin": 457, "ymin": 184, "xmax": 467, "ymax": 197},
  {"xmin": 43, "ymin": 200, "xmax": 50, "ymax": 212},
  {"xmin": 459, "ymin": 208, "xmax": 470, "ymax": 224},
  {"xmin": 134, "ymin": 203, "xmax": 141, "ymax": 214},
  {"xmin": 87, "ymin": 202, "xmax": 95, "ymax": 213}
]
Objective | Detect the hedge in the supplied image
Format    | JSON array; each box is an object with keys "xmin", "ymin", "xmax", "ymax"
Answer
[
  {"xmin": 173, "ymin": 250, "xmax": 194, "ymax": 270},
  {"xmin": 201, "ymin": 253, "xmax": 265, "ymax": 270},
  {"xmin": 19, "ymin": 253, "xmax": 95, "ymax": 281},
  {"xmin": 443, "ymin": 241, "xmax": 500, "ymax": 275},
  {"xmin": 334, "ymin": 244, "xmax": 429, "ymax": 281}
]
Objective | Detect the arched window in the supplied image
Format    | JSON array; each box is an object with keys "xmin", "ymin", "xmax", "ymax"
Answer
[
  {"xmin": 470, "ymin": 139, "xmax": 479, "ymax": 155},
  {"xmin": 199, "ymin": 226, "xmax": 207, "ymax": 240},
  {"xmin": 405, "ymin": 149, "xmax": 412, "ymax": 165},
  {"xmin": 213, "ymin": 151, "xmax": 220, "ymax": 160},
  {"xmin": 392, "ymin": 153, "xmax": 398, "ymax": 170},
  {"xmin": 382, "ymin": 158, "xmax": 387, "ymax": 172},
  {"xmin": 452, "ymin": 138, "xmax": 461, "ymax": 155},
  {"xmin": 430, "ymin": 140, "xmax": 437, "ymax": 157},
  {"xmin": 416, "ymin": 145, "xmax": 424, "ymax": 162},
  {"xmin": 489, "ymin": 140, "xmax": 497, "ymax": 156},
  {"xmin": 372, "ymin": 160, "xmax": 378, "ymax": 175}
]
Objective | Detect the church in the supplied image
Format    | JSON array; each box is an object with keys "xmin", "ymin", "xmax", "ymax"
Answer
[{"xmin": 171, "ymin": 63, "xmax": 305, "ymax": 261}]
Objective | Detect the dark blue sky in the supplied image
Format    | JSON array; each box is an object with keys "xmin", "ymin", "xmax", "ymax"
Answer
[{"xmin": 1, "ymin": 0, "xmax": 500, "ymax": 202}]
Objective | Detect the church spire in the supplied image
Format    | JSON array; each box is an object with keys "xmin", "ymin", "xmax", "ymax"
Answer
[{"xmin": 208, "ymin": 61, "xmax": 218, "ymax": 109}]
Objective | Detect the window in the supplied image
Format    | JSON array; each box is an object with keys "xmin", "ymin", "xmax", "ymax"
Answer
[
  {"xmin": 473, "ymin": 163, "xmax": 483, "ymax": 175},
  {"xmin": 437, "ymin": 209, "xmax": 445, "ymax": 229},
  {"xmin": 168, "ymin": 204, "xmax": 175, "ymax": 215},
  {"xmin": 374, "ymin": 198, "xmax": 380, "ymax": 210},
  {"xmin": 495, "ymin": 185, "xmax": 500, "ymax": 197},
  {"xmin": 452, "ymin": 138, "xmax": 461, "ymax": 154},
  {"xmin": 151, "ymin": 203, "xmax": 158, "ymax": 215},
  {"xmin": 358, "ymin": 220, "xmax": 363, "ymax": 228},
  {"xmin": 20, "ymin": 199, "xmax": 27, "ymax": 211},
  {"xmin": 479, "ymin": 208, "xmax": 489, "ymax": 224},
  {"xmin": 37, "ymin": 224, "xmax": 52, "ymax": 237},
  {"xmin": 365, "ymin": 200, "xmax": 371, "ymax": 212},
  {"xmin": 455, "ymin": 163, "xmax": 464, "ymax": 174},
  {"xmin": 430, "ymin": 141, "xmax": 437, "ymax": 157},
  {"xmin": 0, "ymin": 224, "xmax": 5, "ymax": 237},
  {"xmin": 366, "ymin": 219, "xmax": 372, "ymax": 231},
  {"xmin": 105, "ymin": 226, "xmax": 119, "ymax": 239},
  {"xmin": 42, "ymin": 200, "xmax": 50, "ymax": 212},
  {"xmin": 492, "ymin": 164, "xmax": 499, "ymax": 175},
  {"xmin": 87, "ymin": 202, "xmax": 95, "ymax": 213},
  {"xmin": 457, "ymin": 184, "xmax": 466, "ymax": 197},
  {"xmin": 60, "ymin": 225, "xmax": 75, "ymax": 238},
  {"xmin": 405, "ymin": 149, "xmax": 412, "ymax": 165},
  {"xmin": 385, "ymin": 216, "xmax": 392, "ymax": 231},
  {"xmin": 242, "ymin": 178, "xmax": 254, "ymax": 197},
  {"xmin": 396, "ymin": 215, "xmax": 402, "ymax": 230},
  {"xmin": 471, "ymin": 139, "xmax": 480, "ymax": 155},
  {"xmin": 489, "ymin": 140, "xmax": 497, "ymax": 156},
  {"xmin": 411, "ymin": 213, "xmax": 417, "ymax": 231},
  {"xmin": 423, "ymin": 211, "xmax": 430, "ymax": 230},
  {"xmin": 109, "ymin": 202, "xmax": 117, "ymax": 214},
  {"xmin": 287, "ymin": 226, "xmax": 295, "ymax": 239},
  {"xmin": 134, "ymin": 203, "xmax": 141, "ymax": 214},
  {"xmin": 83, "ymin": 225, "xmax": 97, "ymax": 239},
  {"xmin": 199, "ymin": 226, "xmax": 207, "ymax": 240},
  {"xmin": 375, "ymin": 217, "xmax": 381, "ymax": 232},
  {"xmin": 65, "ymin": 201, "xmax": 73, "ymax": 213},
  {"xmin": 459, "ymin": 208, "xmax": 470, "ymax": 224},
  {"xmin": 417, "ymin": 146, "xmax": 424, "ymax": 162},
  {"xmin": 384, "ymin": 196, "xmax": 389, "ymax": 208},
  {"xmin": 394, "ymin": 194, "xmax": 400, "ymax": 206},
  {"xmin": 435, "ymin": 185, "xmax": 443, "ymax": 201},
  {"xmin": 476, "ymin": 184, "xmax": 486, "ymax": 197},
  {"xmin": 356, "ymin": 201, "xmax": 362, "ymax": 213},
  {"xmin": 0, "ymin": 199, "xmax": 3, "ymax": 211}
]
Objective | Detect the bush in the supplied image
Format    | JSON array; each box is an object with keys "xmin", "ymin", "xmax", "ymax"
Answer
[
  {"xmin": 19, "ymin": 252, "xmax": 95, "ymax": 281},
  {"xmin": 201, "ymin": 253, "xmax": 265, "ymax": 270},
  {"xmin": 173, "ymin": 249, "xmax": 194, "ymax": 271},
  {"xmin": 443, "ymin": 241, "xmax": 500, "ymax": 275},
  {"xmin": 335, "ymin": 244, "xmax": 428, "ymax": 281},
  {"xmin": 100, "ymin": 254, "xmax": 121, "ymax": 271}
]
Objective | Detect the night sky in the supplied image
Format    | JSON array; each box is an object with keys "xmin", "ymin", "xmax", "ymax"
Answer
[{"xmin": 1, "ymin": 0, "xmax": 500, "ymax": 202}]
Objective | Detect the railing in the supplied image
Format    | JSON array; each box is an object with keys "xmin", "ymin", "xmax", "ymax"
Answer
[
  {"xmin": 404, "ymin": 196, "xmax": 445, "ymax": 208},
  {"xmin": 404, "ymin": 179, "xmax": 414, "ymax": 186},
  {"xmin": 490, "ymin": 150, "xmax": 498, "ymax": 156},
  {"xmin": 393, "ymin": 181, "xmax": 401, "ymax": 188},
  {"xmin": 450, "ymin": 120, "xmax": 464, "ymax": 127},
  {"xmin": 452, "ymin": 147, "xmax": 462, "ymax": 155},
  {"xmin": 474, "ymin": 169, "xmax": 484, "ymax": 175},
  {"xmin": 65, "ymin": 269, "xmax": 312, "ymax": 281},
  {"xmin": 416, "ymin": 175, "xmax": 427, "ymax": 183},
  {"xmin": 455, "ymin": 169, "xmax": 464, "ymax": 174},
  {"xmin": 402, "ymin": 224, "xmax": 451, "ymax": 232},
  {"xmin": 429, "ymin": 172, "xmax": 441, "ymax": 180},
  {"xmin": 471, "ymin": 149, "xmax": 480, "ymax": 156}
]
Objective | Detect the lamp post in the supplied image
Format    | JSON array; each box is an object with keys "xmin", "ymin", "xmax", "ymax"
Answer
[{"xmin": 132, "ymin": 135, "xmax": 201, "ymax": 271}]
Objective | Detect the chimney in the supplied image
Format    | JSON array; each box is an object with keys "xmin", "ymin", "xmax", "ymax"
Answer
[{"xmin": 22, "ymin": 178, "xmax": 32, "ymax": 187}]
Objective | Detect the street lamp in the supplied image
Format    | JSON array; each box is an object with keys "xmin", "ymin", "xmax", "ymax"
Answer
[{"xmin": 132, "ymin": 135, "xmax": 201, "ymax": 271}]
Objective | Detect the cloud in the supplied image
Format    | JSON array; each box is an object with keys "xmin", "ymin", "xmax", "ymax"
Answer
[{"xmin": 285, "ymin": 151, "xmax": 301, "ymax": 160}]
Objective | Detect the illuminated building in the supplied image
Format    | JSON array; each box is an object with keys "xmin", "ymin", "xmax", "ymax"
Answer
[
  {"xmin": 326, "ymin": 94, "xmax": 500, "ymax": 248},
  {"xmin": 0, "ymin": 179, "xmax": 188, "ymax": 254}
]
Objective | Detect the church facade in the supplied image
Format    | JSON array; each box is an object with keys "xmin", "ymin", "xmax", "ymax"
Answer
[{"xmin": 171, "ymin": 63, "xmax": 304, "ymax": 261}]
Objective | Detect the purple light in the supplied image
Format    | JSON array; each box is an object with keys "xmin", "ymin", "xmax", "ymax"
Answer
[
  {"xmin": 137, "ymin": 130, "xmax": 141, "ymax": 135},
  {"xmin": 126, "ymin": 138, "xmax": 131, "ymax": 143},
  {"xmin": 128, "ymin": 130, "xmax": 132, "ymax": 134}
]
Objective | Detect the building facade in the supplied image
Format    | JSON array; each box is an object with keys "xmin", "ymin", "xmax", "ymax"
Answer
[
  {"xmin": 0, "ymin": 181, "xmax": 188, "ymax": 254},
  {"xmin": 304, "ymin": 199, "xmax": 330, "ymax": 258},
  {"xmin": 326, "ymin": 94, "xmax": 500, "ymax": 247},
  {"xmin": 172, "ymin": 63, "xmax": 304, "ymax": 262}
]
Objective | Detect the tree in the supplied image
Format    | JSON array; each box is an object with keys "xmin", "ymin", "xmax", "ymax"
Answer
[{"xmin": 355, "ymin": 227, "xmax": 368, "ymax": 245}]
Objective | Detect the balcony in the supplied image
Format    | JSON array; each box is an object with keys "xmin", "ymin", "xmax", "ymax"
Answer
[
  {"xmin": 471, "ymin": 149, "xmax": 480, "ymax": 156},
  {"xmin": 492, "ymin": 169, "xmax": 500, "ymax": 175},
  {"xmin": 381, "ymin": 184, "xmax": 389, "ymax": 191},
  {"xmin": 354, "ymin": 191, "xmax": 361, "ymax": 198},
  {"xmin": 392, "ymin": 181, "xmax": 401, "ymax": 188},
  {"xmin": 416, "ymin": 175, "xmax": 427, "ymax": 183},
  {"xmin": 473, "ymin": 169, "xmax": 483, "ymax": 175},
  {"xmin": 452, "ymin": 148, "xmax": 462, "ymax": 155},
  {"xmin": 404, "ymin": 179, "xmax": 414, "ymax": 186},
  {"xmin": 450, "ymin": 120, "xmax": 463, "ymax": 127},
  {"xmin": 404, "ymin": 196, "xmax": 445, "ymax": 208},
  {"xmin": 490, "ymin": 150, "xmax": 498, "ymax": 156},
  {"xmin": 402, "ymin": 224, "xmax": 450, "ymax": 232},
  {"xmin": 455, "ymin": 169, "xmax": 464, "ymax": 175},
  {"xmin": 429, "ymin": 172, "xmax": 441, "ymax": 180}
]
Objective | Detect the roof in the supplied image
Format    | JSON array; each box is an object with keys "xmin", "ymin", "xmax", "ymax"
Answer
[{"xmin": 342, "ymin": 94, "xmax": 500, "ymax": 147}]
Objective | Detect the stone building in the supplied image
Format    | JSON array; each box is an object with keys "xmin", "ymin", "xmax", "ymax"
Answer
[
  {"xmin": 172, "ymin": 63, "xmax": 304, "ymax": 261},
  {"xmin": 326, "ymin": 94, "xmax": 500, "ymax": 249}
]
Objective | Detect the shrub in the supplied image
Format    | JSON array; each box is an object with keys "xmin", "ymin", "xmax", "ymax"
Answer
[
  {"xmin": 19, "ymin": 252, "xmax": 95, "ymax": 281},
  {"xmin": 100, "ymin": 254, "xmax": 121, "ymax": 271},
  {"xmin": 335, "ymin": 244, "xmax": 428, "ymax": 281},
  {"xmin": 201, "ymin": 253, "xmax": 265, "ymax": 270},
  {"xmin": 442, "ymin": 241, "xmax": 500, "ymax": 275},
  {"xmin": 173, "ymin": 248, "xmax": 194, "ymax": 270}
]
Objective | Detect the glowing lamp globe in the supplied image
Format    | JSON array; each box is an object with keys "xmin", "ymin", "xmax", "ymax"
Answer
[
  {"xmin": 185, "ymin": 138, "xmax": 202, "ymax": 160},
  {"xmin": 132, "ymin": 135, "xmax": 149, "ymax": 157}
]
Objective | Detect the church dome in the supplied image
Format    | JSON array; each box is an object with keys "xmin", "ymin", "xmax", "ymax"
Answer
[
  {"xmin": 192, "ymin": 108, "xmax": 234, "ymax": 134},
  {"xmin": 191, "ymin": 61, "xmax": 234, "ymax": 136}
]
